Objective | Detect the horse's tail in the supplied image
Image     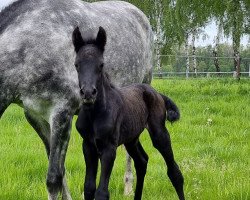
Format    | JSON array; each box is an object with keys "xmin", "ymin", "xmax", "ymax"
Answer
[{"xmin": 160, "ymin": 94, "xmax": 180, "ymax": 123}]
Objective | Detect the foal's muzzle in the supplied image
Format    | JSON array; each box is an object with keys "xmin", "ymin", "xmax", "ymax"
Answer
[{"xmin": 80, "ymin": 86, "xmax": 97, "ymax": 105}]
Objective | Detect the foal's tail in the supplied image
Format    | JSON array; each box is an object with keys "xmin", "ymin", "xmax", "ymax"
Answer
[{"xmin": 160, "ymin": 94, "xmax": 180, "ymax": 123}]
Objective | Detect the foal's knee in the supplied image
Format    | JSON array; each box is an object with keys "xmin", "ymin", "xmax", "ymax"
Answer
[{"xmin": 151, "ymin": 135, "xmax": 164, "ymax": 150}]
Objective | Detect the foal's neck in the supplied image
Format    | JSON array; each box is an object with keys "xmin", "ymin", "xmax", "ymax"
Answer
[{"xmin": 95, "ymin": 72, "xmax": 113, "ymax": 109}]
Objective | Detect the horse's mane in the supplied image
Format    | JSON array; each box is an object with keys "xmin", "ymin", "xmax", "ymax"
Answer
[{"xmin": 0, "ymin": 0, "xmax": 30, "ymax": 34}]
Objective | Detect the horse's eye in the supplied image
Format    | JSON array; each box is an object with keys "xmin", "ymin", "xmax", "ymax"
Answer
[
  {"xmin": 75, "ymin": 64, "xmax": 79, "ymax": 70},
  {"xmin": 100, "ymin": 64, "xmax": 104, "ymax": 69}
]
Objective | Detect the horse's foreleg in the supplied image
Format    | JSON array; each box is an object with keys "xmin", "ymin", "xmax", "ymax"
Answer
[
  {"xmin": 62, "ymin": 176, "xmax": 72, "ymax": 200},
  {"xmin": 148, "ymin": 123, "xmax": 185, "ymax": 200},
  {"xmin": 124, "ymin": 152, "xmax": 134, "ymax": 196},
  {"xmin": 47, "ymin": 108, "xmax": 73, "ymax": 200},
  {"xmin": 95, "ymin": 141, "xmax": 116, "ymax": 200},
  {"xmin": 125, "ymin": 141, "xmax": 148, "ymax": 200},
  {"xmin": 82, "ymin": 140, "xmax": 98, "ymax": 200},
  {"xmin": 0, "ymin": 105, "xmax": 7, "ymax": 119},
  {"xmin": 0, "ymin": 99, "xmax": 11, "ymax": 119},
  {"xmin": 24, "ymin": 110, "xmax": 72, "ymax": 200},
  {"xmin": 24, "ymin": 111, "xmax": 50, "ymax": 154}
]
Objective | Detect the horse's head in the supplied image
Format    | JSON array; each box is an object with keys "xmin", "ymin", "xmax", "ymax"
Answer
[{"xmin": 72, "ymin": 26, "xmax": 106, "ymax": 105}]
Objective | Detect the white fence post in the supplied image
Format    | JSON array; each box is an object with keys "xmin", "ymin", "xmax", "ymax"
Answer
[
  {"xmin": 249, "ymin": 64, "xmax": 250, "ymax": 77},
  {"xmin": 233, "ymin": 71, "xmax": 237, "ymax": 78}
]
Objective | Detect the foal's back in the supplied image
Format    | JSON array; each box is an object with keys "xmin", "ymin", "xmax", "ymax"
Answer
[{"xmin": 118, "ymin": 84, "xmax": 166, "ymax": 144}]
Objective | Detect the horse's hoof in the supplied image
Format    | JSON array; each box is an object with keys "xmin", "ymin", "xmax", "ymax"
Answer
[{"xmin": 124, "ymin": 183, "xmax": 134, "ymax": 196}]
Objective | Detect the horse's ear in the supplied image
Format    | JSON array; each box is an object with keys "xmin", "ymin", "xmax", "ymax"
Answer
[
  {"xmin": 72, "ymin": 27, "xmax": 85, "ymax": 52},
  {"xmin": 96, "ymin": 26, "xmax": 107, "ymax": 51}
]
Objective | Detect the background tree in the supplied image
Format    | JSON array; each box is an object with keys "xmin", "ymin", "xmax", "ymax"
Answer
[
  {"xmin": 85, "ymin": 0, "xmax": 250, "ymax": 78},
  {"xmin": 213, "ymin": 22, "xmax": 222, "ymax": 73},
  {"xmin": 174, "ymin": 0, "xmax": 212, "ymax": 77},
  {"xmin": 128, "ymin": 0, "xmax": 178, "ymax": 74},
  {"xmin": 211, "ymin": 0, "xmax": 249, "ymax": 79}
]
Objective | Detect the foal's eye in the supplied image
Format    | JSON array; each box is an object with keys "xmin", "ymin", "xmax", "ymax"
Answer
[{"xmin": 100, "ymin": 63, "xmax": 104, "ymax": 69}]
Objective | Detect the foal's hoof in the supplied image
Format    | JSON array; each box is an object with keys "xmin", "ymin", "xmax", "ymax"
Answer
[{"xmin": 95, "ymin": 190, "xmax": 109, "ymax": 200}]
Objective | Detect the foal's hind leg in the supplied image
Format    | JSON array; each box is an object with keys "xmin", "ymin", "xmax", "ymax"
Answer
[
  {"xmin": 24, "ymin": 110, "xmax": 72, "ymax": 200},
  {"xmin": 125, "ymin": 140, "xmax": 148, "ymax": 200},
  {"xmin": 147, "ymin": 122, "xmax": 185, "ymax": 200}
]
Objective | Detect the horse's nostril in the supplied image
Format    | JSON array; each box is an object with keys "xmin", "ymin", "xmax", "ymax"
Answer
[{"xmin": 92, "ymin": 88, "xmax": 97, "ymax": 95}]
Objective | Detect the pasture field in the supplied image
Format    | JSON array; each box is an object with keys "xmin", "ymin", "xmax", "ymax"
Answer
[{"xmin": 0, "ymin": 78, "xmax": 249, "ymax": 200}]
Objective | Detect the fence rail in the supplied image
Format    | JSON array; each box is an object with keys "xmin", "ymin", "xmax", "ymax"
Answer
[
  {"xmin": 153, "ymin": 71, "xmax": 250, "ymax": 78},
  {"xmin": 153, "ymin": 54, "xmax": 250, "ymax": 79}
]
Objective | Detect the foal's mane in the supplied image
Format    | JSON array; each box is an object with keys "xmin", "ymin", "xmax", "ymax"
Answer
[{"xmin": 102, "ymin": 72, "xmax": 115, "ymax": 89}]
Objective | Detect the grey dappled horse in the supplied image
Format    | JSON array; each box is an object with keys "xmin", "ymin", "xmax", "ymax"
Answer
[{"xmin": 0, "ymin": 0, "xmax": 153, "ymax": 199}]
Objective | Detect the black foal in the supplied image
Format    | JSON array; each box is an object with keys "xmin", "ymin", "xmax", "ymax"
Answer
[{"xmin": 72, "ymin": 26, "xmax": 185, "ymax": 200}]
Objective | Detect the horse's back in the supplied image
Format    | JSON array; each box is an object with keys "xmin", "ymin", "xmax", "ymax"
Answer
[{"xmin": 86, "ymin": 1, "xmax": 153, "ymax": 85}]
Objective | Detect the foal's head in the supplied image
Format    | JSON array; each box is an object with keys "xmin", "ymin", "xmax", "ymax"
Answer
[{"xmin": 72, "ymin": 26, "xmax": 107, "ymax": 104}]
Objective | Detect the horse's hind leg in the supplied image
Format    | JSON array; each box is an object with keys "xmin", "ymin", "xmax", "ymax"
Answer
[
  {"xmin": 124, "ymin": 153, "xmax": 134, "ymax": 196},
  {"xmin": 147, "ymin": 121, "xmax": 185, "ymax": 200},
  {"xmin": 125, "ymin": 140, "xmax": 148, "ymax": 200},
  {"xmin": 24, "ymin": 110, "xmax": 72, "ymax": 200}
]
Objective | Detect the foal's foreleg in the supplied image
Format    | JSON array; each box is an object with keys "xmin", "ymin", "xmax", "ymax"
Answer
[
  {"xmin": 82, "ymin": 140, "xmax": 98, "ymax": 200},
  {"xmin": 24, "ymin": 111, "xmax": 72, "ymax": 200},
  {"xmin": 95, "ymin": 142, "xmax": 117, "ymax": 200},
  {"xmin": 148, "ymin": 124, "xmax": 185, "ymax": 200},
  {"xmin": 125, "ymin": 141, "xmax": 148, "ymax": 200}
]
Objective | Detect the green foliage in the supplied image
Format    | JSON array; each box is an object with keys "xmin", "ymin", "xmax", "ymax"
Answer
[
  {"xmin": 84, "ymin": 1, "xmax": 249, "ymax": 56},
  {"xmin": 0, "ymin": 79, "xmax": 249, "ymax": 199},
  {"xmin": 174, "ymin": 0, "xmax": 211, "ymax": 41}
]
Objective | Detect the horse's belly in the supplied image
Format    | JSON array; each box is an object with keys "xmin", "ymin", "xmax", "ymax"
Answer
[
  {"xmin": 20, "ymin": 79, "xmax": 81, "ymax": 121},
  {"xmin": 18, "ymin": 97, "xmax": 52, "ymax": 121}
]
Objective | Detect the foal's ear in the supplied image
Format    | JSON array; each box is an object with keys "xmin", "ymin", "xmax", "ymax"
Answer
[
  {"xmin": 96, "ymin": 26, "xmax": 107, "ymax": 51},
  {"xmin": 72, "ymin": 27, "xmax": 85, "ymax": 53}
]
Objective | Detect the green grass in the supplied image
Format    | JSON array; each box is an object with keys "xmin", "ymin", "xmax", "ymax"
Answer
[{"xmin": 0, "ymin": 78, "xmax": 249, "ymax": 200}]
